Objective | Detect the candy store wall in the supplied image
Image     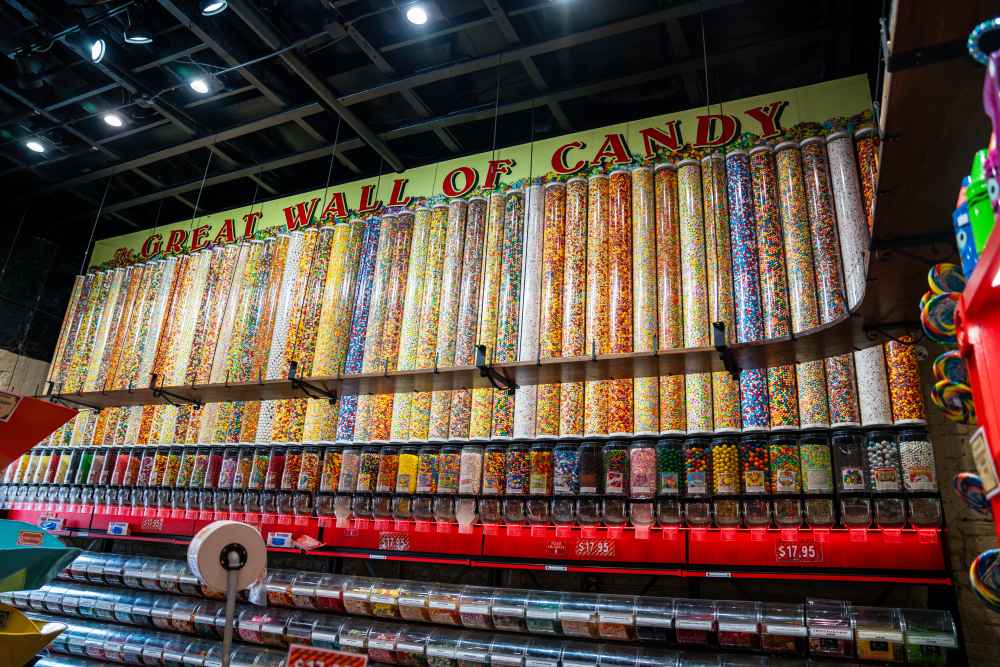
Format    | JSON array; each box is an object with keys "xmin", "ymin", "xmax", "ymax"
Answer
[{"xmin": 923, "ymin": 361, "xmax": 998, "ymax": 662}]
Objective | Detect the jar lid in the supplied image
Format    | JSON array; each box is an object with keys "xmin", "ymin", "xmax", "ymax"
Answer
[{"xmin": 683, "ymin": 436, "xmax": 709, "ymax": 446}]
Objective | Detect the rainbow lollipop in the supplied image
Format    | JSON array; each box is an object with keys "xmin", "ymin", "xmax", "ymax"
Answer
[{"xmin": 928, "ymin": 262, "xmax": 966, "ymax": 295}]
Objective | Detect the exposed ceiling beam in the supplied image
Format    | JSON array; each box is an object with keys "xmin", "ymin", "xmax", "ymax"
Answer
[
  {"xmin": 482, "ymin": 0, "xmax": 570, "ymax": 131},
  {"xmin": 338, "ymin": 21, "xmax": 460, "ymax": 152},
  {"xmin": 338, "ymin": 0, "xmax": 738, "ymax": 107},
  {"xmin": 227, "ymin": 0, "xmax": 405, "ymax": 172},
  {"xmin": 71, "ymin": 28, "xmax": 828, "ymax": 220},
  {"xmin": 21, "ymin": 102, "xmax": 324, "ymax": 198}
]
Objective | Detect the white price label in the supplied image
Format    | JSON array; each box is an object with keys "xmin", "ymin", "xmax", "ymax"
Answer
[
  {"xmin": 460, "ymin": 604, "xmax": 490, "ymax": 615},
  {"xmin": 809, "ymin": 627, "xmax": 853, "ymax": 640},
  {"xmin": 634, "ymin": 615, "xmax": 672, "ymax": 628},
  {"xmin": 429, "ymin": 599, "xmax": 456, "ymax": 610},
  {"xmin": 857, "ymin": 629, "xmax": 903, "ymax": 643},
  {"xmin": 492, "ymin": 605, "xmax": 525, "ymax": 617}
]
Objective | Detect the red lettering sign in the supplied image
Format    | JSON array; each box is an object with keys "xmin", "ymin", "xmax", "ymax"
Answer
[
  {"xmin": 639, "ymin": 120, "xmax": 683, "ymax": 157},
  {"xmin": 551, "ymin": 141, "xmax": 586, "ymax": 175},
  {"xmin": 694, "ymin": 113, "xmax": 740, "ymax": 148},
  {"xmin": 442, "ymin": 166, "xmax": 478, "ymax": 197},
  {"xmin": 745, "ymin": 101, "xmax": 787, "ymax": 139},
  {"xmin": 283, "ymin": 197, "xmax": 321, "ymax": 231},
  {"xmin": 387, "ymin": 178, "xmax": 412, "ymax": 206},
  {"xmin": 190, "ymin": 224, "xmax": 211, "ymax": 251},
  {"xmin": 213, "ymin": 219, "xmax": 236, "ymax": 245}
]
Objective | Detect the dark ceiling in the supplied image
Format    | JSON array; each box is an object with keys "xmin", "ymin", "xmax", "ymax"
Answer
[{"xmin": 0, "ymin": 0, "xmax": 882, "ymax": 363}]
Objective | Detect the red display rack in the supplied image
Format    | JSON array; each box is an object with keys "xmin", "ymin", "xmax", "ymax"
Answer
[
  {"xmin": 957, "ymin": 225, "xmax": 1000, "ymax": 534},
  {"xmin": 686, "ymin": 527, "xmax": 946, "ymax": 572},
  {"xmin": 8, "ymin": 504, "xmax": 950, "ymax": 583}
]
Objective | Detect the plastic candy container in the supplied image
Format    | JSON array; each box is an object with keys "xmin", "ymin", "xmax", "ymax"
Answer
[
  {"xmin": 865, "ymin": 429, "xmax": 902, "ymax": 493},
  {"xmin": 760, "ymin": 603, "xmax": 807, "ymax": 655},
  {"xmin": 655, "ymin": 437, "xmax": 683, "ymax": 526},
  {"xmin": 683, "ymin": 437, "xmax": 711, "ymax": 526},
  {"xmin": 602, "ymin": 441, "xmax": 628, "ymax": 525},
  {"xmin": 673, "ymin": 598, "xmax": 716, "ymax": 646},
  {"xmin": 629, "ymin": 439, "xmax": 656, "ymax": 527},
  {"xmin": 768, "ymin": 433, "xmax": 800, "ymax": 494},
  {"xmin": 900, "ymin": 608, "xmax": 957, "ymax": 666},
  {"xmin": 596, "ymin": 595, "xmax": 637, "ymax": 641},
  {"xmin": 806, "ymin": 598, "xmax": 855, "ymax": 658},
  {"xmin": 414, "ymin": 445, "xmax": 439, "ymax": 521},
  {"xmin": 716, "ymin": 600, "xmax": 761, "ymax": 650},
  {"xmin": 504, "ymin": 443, "xmax": 530, "ymax": 524},
  {"xmin": 490, "ymin": 590, "xmax": 528, "ymax": 633},
  {"xmin": 852, "ymin": 606, "xmax": 904, "ymax": 663},
  {"xmin": 558, "ymin": 593, "xmax": 600, "ymax": 639},
  {"xmin": 479, "ymin": 444, "xmax": 505, "ymax": 524},
  {"xmin": 577, "ymin": 441, "xmax": 602, "ymax": 525},
  {"xmin": 898, "ymin": 428, "xmax": 937, "ymax": 492},
  {"xmin": 528, "ymin": 442, "xmax": 553, "ymax": 524},
  {"xmin": 458, "ymin": 588, "xmax": 493, "ymax": 629},
  {"xmin": 524, "ymin": 591, "xmax": 561, "ymax": 635},
  {"xmin": 832, "ymin": 429, "xmax": 870, "ymax": 526},
  {"xmin": 799, "ymin": 431, "xmax": 834, "ymax": 527},
  {"xmin": 552, "ymin": 443, "xmax": 578, "ymax": 524}
]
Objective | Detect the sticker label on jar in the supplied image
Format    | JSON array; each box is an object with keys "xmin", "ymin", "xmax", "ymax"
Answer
[
  {"xmin": 719, "ymin": 622, "xmax": 758, "ymax": 633},
  {"xmin": 368, "ymin": 639, "xmax": 395, "ymax": 651},
  {"xmin": 526, "ymin": 607, "xmax": 558, "ymax": 620},
  {"xmin": 370, "ymin": 594, "xmax": 397, "ymax": 605},
  {"xmin": 492, "ymin": 605, "xmax": 525, "ymax": 617},
  {"xmin": 764, "ymin": 623, "xmax": 807, "ymax": 636},
  {"xmin": 579, "ymin": 484, "xmax": 598, "ymax": 494},
  {"xmin": 809, "ymin": 626, "xmax": 853, "ymax": 640},
  {"xmin": 806, "ymin": 469, "xmax": 833, "ymax": 492},
  {"xmin": 559, "ymin": 610, "xmax": 593, "ymax": 621},
  {"xmin": 525, "ymin": 659, "xmax": 558, "ymax": 667},
  {"xmin": 605, "ymin": 470, "xmax": 625, "ymax": 494},
  {"xmin": 874, "ymin": 467, "xmax": 900, "ymax": 491},
  {"xmin": 775, "ymin": 468, "xmax": 799, "ymax": 493},
  {"xmin": 399, "ymin": 595, "xmax": 426, "ymax": 607},
  {"xmin": 906, "ymin": 632, "xmax": 957, "ymax": 648},
  {"xmin": 686, "ymin": 471, "xmax": 707, "ymax": 496},
  {"xmin": 635, "ymin": 615, "xmax": 672, "ymax": 628},
  {"xmin": 457, "ymin": 650, "xmax": 488, "ymax": 662},
  {"xmin": 429, "ymin": 599, "xmax": 457, "ymax": 610},
  {"xmin": 598, "ymin": 613, "xmax": 633, "ymax": 625},
  {"xmin": 562, "ymin": 661, "xmax": 597, "ymax": 667},
  {"xmin": 339, "ymin": 635, "xmax": 366, "ymax": 648},
  {"xmin": 675, "ymin": 620, "xmax": 713, "ymax": 630},
  {"xmin": 906, "ymin": 466, "xmax": 935, "ymax": 490},
  {"xmin": 857, "ymin": 629, "xmax": 903, "ymax": 643},
  {"xmin": 427, "ymin": 646, "xmax": 456, "ymax": 658},
  {"xmin": 743, "ymin": 470, "xmax": 766, "ymax": 494},
  {"xmin": 716, "ymin": 471, "xmax": 738, "ymax": 494},
  {"xmin": 658, "ymin": 471, "xmax": 679, "ymax": 494},
  {"xmin": 492, "ymin": 654, "xmax": 523, "ymax": 665},
  {"xmin": 839, "ymin": 466, "xmax": 865, "ymax": 491},
  {"xmin": 461, "ymin": 604, "xmax": 490, "ymax": 616},
  {"xmin": 396, "ymin": 642, "xmax": 424, "ymax": 653}
]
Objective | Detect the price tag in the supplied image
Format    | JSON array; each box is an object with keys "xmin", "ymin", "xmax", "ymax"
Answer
[
  {"xmin": 774, "ymin": 542, "xmax": 823, "ymax": 563},
  {"xmin": 675, "ymin": 620, "xmax": 713, "ymax": 631},
  {"xmin": 370, "ymin": 594, "xmax": 397, "ymax": 605},
  {"xmin": 426, "ymin": 646, "xmax": 456, "ymax": 658},
  {"xmin": 906, "ymin": 632, "xmax": 957, "ymax": 648},
  {"xmin": 457, "ymin": 650, "xmax": 488, "ymax": 662},
  {"xmin": 395, "ymin": 642, "xmax": 424, "ymax": 653},
  {"xmin": 460, "ymin": 604, "xmax": 490, "ymax": 616},
  {"xmin": 491, "ymin": 654, "xmax": 523, "ymax": 665},
  {"xmin": 562, "ymin": 661, "xmax": 597, "ymax": 667},
  {"xmin": 338, "ymin": 635, "xmax": 366, "ymax": 648},
  {"xmin": 809, "ymin": 626, "xmax": 853, "ymax": 640},
  {"xmin": 598, "ymin": 613, "xmax": 633, "ymax": 625},
  {"xmin": 39, "ymin": 516, "xmax": 64, "ymax": 532},
  {"xmin": 764, "ymin": 624, "xmax": 807, "ymax": 637},
  {"xmin": 398, "ymin": 596, "xmax": 425, "ymax": 607},
  {"xmin": 634, "ymin": 615, "xmax": 672, "ymax": 628},
  {"xmin": 429, "ymin": 600, "xmax": 456, "ymax": 610},
  {"xmin": 559, "ymin": 610, "xmax": 593, "ymax": 621},
  {"xmin": 286, "ymin": 644, "xmax": 368, "ymax": 667},
  {"xmin": 543, "ymin": 564, "xmax": 567, "ymax": 572},
  {"xmin": 525, "ymin": 660, "xmax": 558, "ymax": 667},
  {"xmin": 367, "ymin": 639, "xmax": 395, "ymax": 651},
  {"xmin": 719, "ymin": 622, "xmax": 758, "ymax": 633},
  {"xmin": 526, "ymin": 608, "xmax": 558, "ymax": 620},
  {"xmin": 857, "ymin": 629, "xmax": 903, "ymax": 643},
  {"xmin": 492, "ymin": 605, "xmax": 525, "ymax": 617}
]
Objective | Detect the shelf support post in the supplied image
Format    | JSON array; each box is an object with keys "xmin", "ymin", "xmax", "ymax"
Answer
[{"xmin": 475, "ymin": 344, "xmax": 518, "ymax": 395}]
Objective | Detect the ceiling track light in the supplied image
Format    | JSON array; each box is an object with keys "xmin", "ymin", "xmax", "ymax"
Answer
[
  {"xmin": 200, "ymin": 0, "xmax": 228, "ymax": 16},
  {"xmin": 405, "ymin": 4, "xmax": 428, "ymax": 25},
  {"xmin": 25, "ymin": 140, "xmax": 45, "ymax": 153},
  {"xmin": 103, "ymin": 113, "xmax": 124, "ymax": 127},
  {"xmin": 123, "ymin": 8, "xmax": 154, "ymax": 45},
  {"xmin": 78, "ymin": 30, "xmax": 107, "ymax": 63},
  {"xmin": 189, "ymin": 77, "xmax": 211, "ymax": 94}
]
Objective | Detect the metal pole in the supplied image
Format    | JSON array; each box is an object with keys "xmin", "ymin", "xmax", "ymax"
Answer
[{"xmin": 221, "ymin": 553, "xmax": 241, "ymax": 667}]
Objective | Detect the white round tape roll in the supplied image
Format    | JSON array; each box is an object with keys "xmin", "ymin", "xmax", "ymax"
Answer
[{"xmin": 187, "ymin": 521, "xmax": 266, "ymax": 592}]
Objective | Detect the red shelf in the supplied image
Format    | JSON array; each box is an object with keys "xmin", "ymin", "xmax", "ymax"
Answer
[
  {"xmin": 6, "ymin": 505, "xmax": 947, "ymax": 582},
  {"xmin": 686, "ymin": 527, "xmax": 946, "ymax": 572}
]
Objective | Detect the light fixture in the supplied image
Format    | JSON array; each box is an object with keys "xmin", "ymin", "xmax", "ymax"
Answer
[
  {"xmin": 200, "ymin": 0, "xmax": 228, "ymax": 16},
  {"xmin": 103, "ymin": 113, "xmax": 124, "ymax": 127},
  {"xmin": 89, "ymin": 37, "xmax": 107, "ymax": 63},
  {"xmin": 405, "ymin": 4, "xmax": 428, "ymax": 25},
  {"xmin": 123, "ymin": 10, "xmax": 154, "ymax": 45},
  {"xmin": 189, "ymin": 77, "xmax": 210, "ymax": 94},
  {"xmin": 25, "ymin": 140, "xmax": 45, "ymax": 153}
]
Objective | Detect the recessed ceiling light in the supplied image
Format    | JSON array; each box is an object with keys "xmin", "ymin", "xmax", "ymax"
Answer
[
  {"xmin": 26, "ymin": 140, "xmax": 45, "ymax": 153},
  {"xmin": 200, "ymin": 0, "xmax": 228, "ymax": 16},
  {"xmin": 405, "ymin": 4, "xmax": 428, "ymax": 25},
  {"xmin": 189, "ymin": 78, "xmax": 210, "ymax": 94},
  {"xmin": 103, "ymin": 113, "xmax": 123, "ymax": 127}
]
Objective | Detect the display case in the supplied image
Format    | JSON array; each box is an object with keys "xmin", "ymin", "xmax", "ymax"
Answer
[
  {"xmin": 577, "ymin": 441, "xmax": 602, "ymax": 525},
  {"xmin": 715, "ymin": 600, "xmax": 760, "ymax": 651},
  {"xmin": 852, "ymin": 605, "xmax": 905, "ymax": 663},
  {"xmin": 900, "ymin": 608, "xmax": 958, "ymax": 666}
]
